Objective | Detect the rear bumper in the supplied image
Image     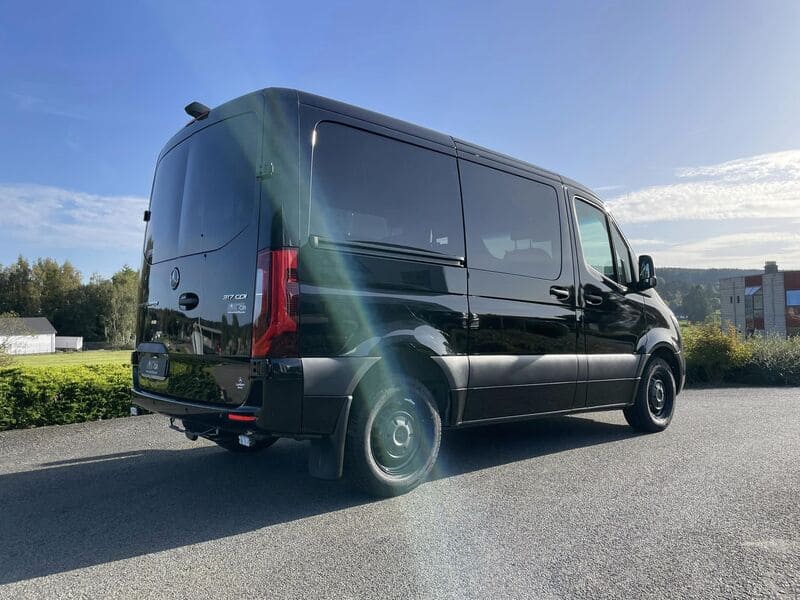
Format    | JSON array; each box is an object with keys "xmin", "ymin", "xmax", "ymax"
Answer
[
  {"xmin": 131, "ymin": 356, "xmax": 350, "ymax": 437},
  {"xmin": 131, "ymin": 386, "xmax": 350, "ymax": 436},
  {"xmin": 131, "ymin": 387, "xmax": 248, "ymax": 418}
]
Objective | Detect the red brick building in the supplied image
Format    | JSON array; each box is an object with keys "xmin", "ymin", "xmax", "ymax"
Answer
[{"xmin": 719, "ymin": 262, "xmax": 800, "ymax": 337}]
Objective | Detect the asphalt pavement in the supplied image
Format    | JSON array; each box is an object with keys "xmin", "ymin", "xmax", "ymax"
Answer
[{"xmin": 0, "ymin": 387, "xmax": 798, "ymax": 599}]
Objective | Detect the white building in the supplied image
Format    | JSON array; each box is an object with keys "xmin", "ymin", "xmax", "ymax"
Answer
[
  {"xmin": 55, "ymin": 336, "xmax": 83, "ymax": 351},
  {"xmin": 0, "ymin": 317, "xmax": 57, "ymax": 355}
]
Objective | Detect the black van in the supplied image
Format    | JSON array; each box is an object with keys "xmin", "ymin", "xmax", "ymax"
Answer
[{"xmin": 132, "ymin": 88, "xmax": 684, "ymax": 496}]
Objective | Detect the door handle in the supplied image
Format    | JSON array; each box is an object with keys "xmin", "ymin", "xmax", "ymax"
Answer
[
  {"xmin": 550, "ymin": 286, "xmax": 571, "ymax": 300},
  {"xmin": 461, "ymin": 312, "xmax": 480, "ymax": 329},
  {"xmin": 178, "ymin": 292, "xmax": 199, "ymax": 310},
  {"xmin": 584, "ymin": 292, "xmax": 603, "ymax": 306}
]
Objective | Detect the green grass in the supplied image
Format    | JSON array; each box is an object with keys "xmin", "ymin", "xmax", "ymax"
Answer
[{"xmin": 10, "ymin": 350, "xmax": 130, "ymax": 367}]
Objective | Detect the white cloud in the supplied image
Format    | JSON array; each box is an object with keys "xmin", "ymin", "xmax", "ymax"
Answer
[
  {"xmin": 606, "ymin": 149, "xmax": 800, "ymax": 268},
  {"xmin": 675, "ymin": 150, "xmax": 800, "ymax": 181},
  {"xmin": 674, "ymin": 231, "xmax": 800, "ymax": 252},
  {"xmin": 592, "ymin": 184, "xmax": 625, "ymax": 193},
  {"xmin": 607, "ymin": 149, "xmax": 800, "ymax": 224},
  {"xmin": 0, "ymin": 183, "xmax": 147, "ymax": 251},
  {"xmin": 7, "ymin": 92, "xmax": 89, "ymax": 121},
  {"xmin": 641, "ymin": 230, "xmax": 800, "ymax": 269},
  {"xmin": 629, "ymin": 238, "xmax": 668, "ymax": 247}
]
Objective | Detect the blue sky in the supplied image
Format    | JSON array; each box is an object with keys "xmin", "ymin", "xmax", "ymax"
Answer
[{"xmin": 1, "ymin": 0, "xmax": 799, "ymax": 277}]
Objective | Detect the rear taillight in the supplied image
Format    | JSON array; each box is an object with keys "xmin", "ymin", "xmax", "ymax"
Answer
[
  {"xmin": 227, "ymin": 413, "xmax": 258, "ymax": 422},
  {"xmin": 251, "ymin": 248, "xmax": 299, "ymax": 358}
]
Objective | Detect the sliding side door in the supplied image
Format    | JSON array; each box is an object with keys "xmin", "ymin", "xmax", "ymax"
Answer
[{"xmin": 459, "ymin": 158, "xmax": 578, "ymax": 422}]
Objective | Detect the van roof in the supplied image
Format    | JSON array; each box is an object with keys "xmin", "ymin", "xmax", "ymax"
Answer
[{"xmin": 169, "ymin": 87, "xmax": 604, "ymax": 204}]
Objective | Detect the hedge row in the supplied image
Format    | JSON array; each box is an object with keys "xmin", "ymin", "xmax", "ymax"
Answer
[
  {"xmin": 683, "ymin": 322, "xmax": 800, "ymax": 386},
  {"xmin": 1, "ymin": 326, "xmax": 797, "ymax": 430},
  {"xmin": 0, "ymin": 363, "xmax": 131, "ymax": 431}
]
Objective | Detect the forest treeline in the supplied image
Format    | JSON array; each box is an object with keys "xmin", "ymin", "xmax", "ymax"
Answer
[
  {"xmin": 0, "ymin": 256, "xmax": 138, "ymax": 347},
  {"xmin": 0, "ymin": 259, "xmax": 758, "ymax": 348}
]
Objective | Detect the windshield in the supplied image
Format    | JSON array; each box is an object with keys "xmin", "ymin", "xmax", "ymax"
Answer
[{"xmin": 144, "ymin": 113, "xmax": 259, "ymax": 264}]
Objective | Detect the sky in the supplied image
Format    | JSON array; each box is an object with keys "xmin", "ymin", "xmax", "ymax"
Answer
[{"xmin": 1, "ymin": 0, "xmax": 799, "ymax": 278}]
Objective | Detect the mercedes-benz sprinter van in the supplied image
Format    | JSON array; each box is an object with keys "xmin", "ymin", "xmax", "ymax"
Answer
[{"xmin": 132, "ymin": 88, "xmax": 684, "ymax": 496}]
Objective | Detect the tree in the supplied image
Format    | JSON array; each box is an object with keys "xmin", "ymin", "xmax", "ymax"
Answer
[
  {"xmin": 32, "ymin": 258, "xmax": 81, "ymax": 323},
  {"xmin": 0, "ymin": 256, "xmax": 141, "ymax": 345},
  {"xmin": 55, "ymin": 283, "xmax": 112, "ymax": 341},
  {"xmin": 0, "ymin": 257, "xmax": 40, "ymax": 316},
  {"xmin": 683, "ymin": 285, "xmax": 711, "ymax": 323},
  {"xmin": 104, "ymin": 266, "xmax": 139, "ymax": 347}
]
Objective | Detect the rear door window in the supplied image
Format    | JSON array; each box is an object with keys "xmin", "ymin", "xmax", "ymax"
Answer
[
  {"xmin": 309, "ymin": 122, "xmax": 464, "ymax": 257},
  {"xmin": 460, "ymin": 161, "xmax": 562, "ymax": 280},
  {"xmin": 145, "ymin": 113, "xmax": 259, "ymax": 263}
]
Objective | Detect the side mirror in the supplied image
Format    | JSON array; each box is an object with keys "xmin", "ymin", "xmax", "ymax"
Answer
[{"xmin": 638, "ymin": 254, "xmax": 658, "ymax": 291}]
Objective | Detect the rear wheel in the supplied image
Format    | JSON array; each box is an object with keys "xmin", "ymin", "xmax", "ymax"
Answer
[
  {"xmin": 213, "ymin": 435, "xmax": 278, "ymax": 453},
  {"xmin": 623, "ymin": 357, "xmax": 676, "ymax": 432},
  {"xmin": 345, "ymin": 376, "xmax": 441, "ymax": 497}
]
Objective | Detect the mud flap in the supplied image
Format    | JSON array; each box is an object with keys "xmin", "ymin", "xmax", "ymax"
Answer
[{"xmin": 308, "ymin": 395, "xmax": 352, "ymax": 479}]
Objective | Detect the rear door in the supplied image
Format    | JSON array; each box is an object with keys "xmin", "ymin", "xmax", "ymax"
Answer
[
  {"xmin": 568, "ymin": 191, "xmax": 647, "ymax": 407},
  {"xmin": 136, "ymin": 111, "xmax": 263, "ymax": 406},
  {"xmin": 459, "ymin": 158, "xmax": 579, "ymax": 422}
]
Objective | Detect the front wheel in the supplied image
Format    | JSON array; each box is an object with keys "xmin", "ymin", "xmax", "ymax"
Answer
[
  {"xmin": 623, "ymin": 357, "xmax": 676, "ymax": 432},
  {"xmin": 345, "ymin": 377, "xmax": 442, "ymax": 497}
]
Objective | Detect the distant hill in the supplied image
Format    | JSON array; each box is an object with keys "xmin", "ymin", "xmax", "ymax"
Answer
[
  {"xmin": 654, "ymin": 268, "xmax": 762, "ymax": 319},
  {"xmin": 657, "ymin": 267, "xmax": 762, "ymax": 287}
]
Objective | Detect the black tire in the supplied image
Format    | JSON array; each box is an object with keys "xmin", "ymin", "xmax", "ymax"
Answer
[
  {"xmin": 344, "ymin": 376, "xmax": 442, "ymax": 497},
  {"xmin": 214, "ymin": 435, "xmax": 278, "ymax": 453},
  {"xmin": 623, "ymin": 357, "xmax": 676, "ymax": 432}
]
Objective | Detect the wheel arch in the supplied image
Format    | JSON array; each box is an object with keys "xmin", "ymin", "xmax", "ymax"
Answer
[
  {"xmin": 646, "ymin": 343, "xmax": 684, "ymax": 394},
  {"xmin": 353, "ymin": 347, "xmax": 462, "ymax": 423}
]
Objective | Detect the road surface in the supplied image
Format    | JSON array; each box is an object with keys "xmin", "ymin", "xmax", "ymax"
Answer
[{"xmin": 0, "ymin": 388, "xmax": 798, "ymax": 599}]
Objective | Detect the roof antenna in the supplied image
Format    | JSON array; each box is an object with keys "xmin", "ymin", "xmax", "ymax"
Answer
[{"xmin": 184, "ymin": 101, "xmax": 210, "ymax": 120}]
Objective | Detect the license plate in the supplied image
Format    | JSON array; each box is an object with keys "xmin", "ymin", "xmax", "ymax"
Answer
[{"xmin": 139, "ymin": 354, "xmax": 168, "ymax": 380}]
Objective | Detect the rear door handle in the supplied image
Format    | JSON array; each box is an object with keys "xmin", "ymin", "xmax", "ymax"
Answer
[
  {"xmin": 550, "ymin": 286, "xmax": 571, "ymax": 301},
  {"xmin": 178, "ymin": 292, "xmax": 199, "ymax": 310}
]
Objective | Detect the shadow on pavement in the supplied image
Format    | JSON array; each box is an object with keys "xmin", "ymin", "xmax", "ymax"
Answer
[{"xmin": 0, "ymin": 414, "xmax": 635, "ymax": 584}]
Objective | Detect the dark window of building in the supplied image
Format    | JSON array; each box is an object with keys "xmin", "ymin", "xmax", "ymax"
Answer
[
  {"xmin": 460, "ymin": 161, "xmax": 562, "ymax": 279},
  {"xmin": 310, "ymin": 122, "xmax": 464, "ymax": 257},
  {"xmin": 574, "ymin": 199, "xmax": 615, "ymax": 280},
  {"xmin": 754, "ymin": 294, "xmax": 764, "ymax": 322},
  {"xmin": 745, "ymin": 286, "xmax": 764, "ymax": 333},
  {"xmin": 730, "ymin": 296, "xmax": 733, "ymax": 304}
]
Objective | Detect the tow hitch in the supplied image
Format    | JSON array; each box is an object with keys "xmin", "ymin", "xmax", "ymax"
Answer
[
  {"xmin": 168, "ymin": 417, "xmax": 217, "ymax": 441},
  {"xmin": 168, "ymin": 418, "xmax": 260, "ymax": 448}
]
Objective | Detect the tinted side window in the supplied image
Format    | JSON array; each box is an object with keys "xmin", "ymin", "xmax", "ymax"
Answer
[
  {"xmin": 146, "ymin": 142, "xmax": 188, "ymax": 262},
  {"xmin": 310, "ymin": 122, "xmax": 464, "ymax": 257},
  {"xmin": 610, "ymin": 224, "xmax": 633, "ymax": 285},
  {"xmin": 575, "ymin": 199, "xmax": 614, "ymax": 279},
  {"xmin": 460, "ymin": 161, "xmax": 562, "ymax": 280},
  {"xmin": 146, "ymin": 114, "xmax": 259, "ymax": 263},
  {"xmin": 179, "ymin": 115, "xmax": 258, "ymax": 255}
]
